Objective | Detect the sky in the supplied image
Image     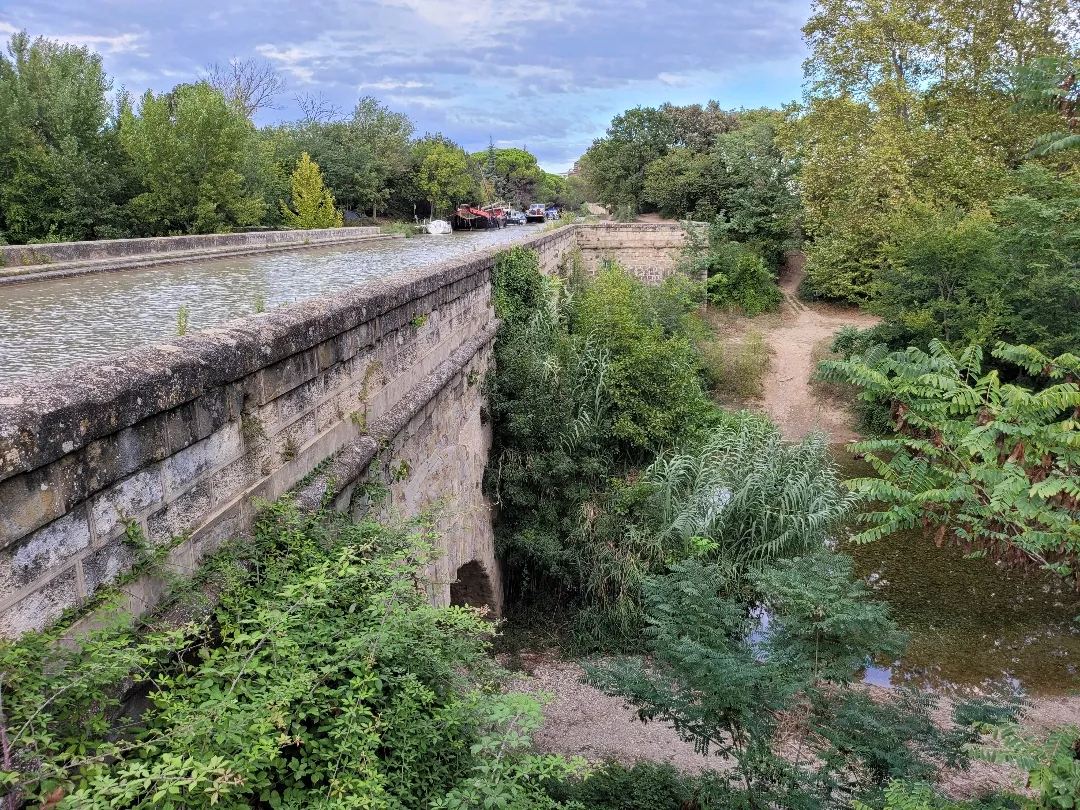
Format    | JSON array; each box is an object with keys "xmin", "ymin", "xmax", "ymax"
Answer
[{"xmin": 0, "ymin": 0, "xmax": 812, "ymax": 172}]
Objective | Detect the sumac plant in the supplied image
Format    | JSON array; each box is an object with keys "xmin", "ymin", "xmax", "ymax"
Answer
[{"xmin": 818, "ymin": 340, "xmax": 1080, "ymax": 578}]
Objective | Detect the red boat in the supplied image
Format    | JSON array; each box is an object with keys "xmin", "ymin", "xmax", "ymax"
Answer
[{"xmin": 452, "ymin": 205, "xmax": 501, "ymax": 230}]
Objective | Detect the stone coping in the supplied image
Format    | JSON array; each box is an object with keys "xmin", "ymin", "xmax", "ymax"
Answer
[
  {"xmin": 0, "ymin": 232, "xmax": 398, "ymax": 287},
  {"xmin": 0, "ymin": 226, "xmax": 577, "ymax": 483},
  {"xmin": 0, "ymin": 226, "xmax": 382, "ymax": 268}
]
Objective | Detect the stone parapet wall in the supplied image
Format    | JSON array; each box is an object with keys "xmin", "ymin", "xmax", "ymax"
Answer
[
  {"xmin": 0, "ymin": 227, "xmax": 578, "ymax": 637},
  {"xmin": 0, "ymin": 226, "xmax": 383, "ymax": 269},
  {"xmin": 0, "ymin": 222, "xmax": 683, "ymax": 638},
  {"xmin": 575, "ymin": 222, "xmax": 688, "ymax": 282}
]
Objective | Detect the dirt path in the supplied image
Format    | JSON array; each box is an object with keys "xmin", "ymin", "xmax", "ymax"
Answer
[{"xmin": 757, "ymin": 253, "xmax": 878, "ymax": 443}]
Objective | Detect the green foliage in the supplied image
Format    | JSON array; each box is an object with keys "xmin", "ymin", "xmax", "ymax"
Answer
[
  {"xmin": 431, "ymin": 694, "xmax": 587, "ymax": 810},
  {"xmin": 646, "ymin": 412, "xmax": 855, "ymax": 581},
  {"xmin": 469, "ymin": 146, "xmax": 546, "ymax": 207},
  {"xmin": 861, "ymin": 167, "xmax": 1080, "ymax": 358},
  {"xmin": 978, "ymin": 724, "xmax": 1080, "ymax": 809},
  {"xmin": 121, "ymin": 82, "xmax": 265, "ymax": 236},
  {"xmin": 414, "ymin": 137, "xmax": 473, "ymax": 219},
  {"xmin": 546, "ymin": 763, "xmax": 698, "ymax": 810},
  {"xmin": 491, "ymin": 245, "xmax": 549, "ymax": 328},
  {"xmin": 876, "ymin": 722, "xmax": 1080, "ymax": 810},
  {"xmin": 1011, "ymin": 54, "xmax": 1080, "ymax": 157},
  {"xmin": 0, "ymin": 31, "xmax": 136, "ymax": 243},
  {"xmin": 690, "ymin": 238, "xmax": 783, "ymax": 314},
  {"xmin": 872, "ymin": 207, "xmax": 1003, "ymax": 348},
  {"xmin": 176, "ymin": 304, "xmax": 190, "ymax": 336},
  {"xmin": 571, "ymin": 264, "xmax": 713, "ymax": 450},
  {"xmin": 0, "ymin": 499, "xmax": 569, "ymax": 810},
  {"xmin": 818, "ymin": 340, "xmax": 1080, "ymax": 578},
  {"xmin": 486, "ymin": 249, "xmax": 716, "ymax": 646},
  {"xmin": 279, "ymin": 151, "xmax": 343, "ymax": 229},
  {"xmin": 786, "ymin": 0, "xmax": 1072, "ymax": 302},
  {"xmin": 583, "ymin": 106, "xmax": 675, "ymax": 214},
  {"xmin": 700, "ymin": 329, "xmax": 771, "ymax": 401},
  {"xmin": 586, "ymin": 547, "xmax": 987, "ymax": 809}
]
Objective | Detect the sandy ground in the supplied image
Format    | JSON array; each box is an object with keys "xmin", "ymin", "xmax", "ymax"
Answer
[
  {"xmin": 504, "ymin": 654, "xmax": 723, "ymax": 773},
  {"xmin": 756, "ymin": 253, "xmax": 879, "ymax": 443},
  {"xmin": 503, "ymin": 253, "xmax": 1080, "ymax": 797}
]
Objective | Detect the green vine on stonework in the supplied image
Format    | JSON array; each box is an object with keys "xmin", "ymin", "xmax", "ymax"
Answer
[{"xmin": 0, "ymin": 498, "xmax": 578, "ymax": 810}]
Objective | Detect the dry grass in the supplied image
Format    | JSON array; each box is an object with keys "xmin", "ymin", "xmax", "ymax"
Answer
[{"xmin": 699, "ymin": 328, "xmax": 772, "ymax": 405}]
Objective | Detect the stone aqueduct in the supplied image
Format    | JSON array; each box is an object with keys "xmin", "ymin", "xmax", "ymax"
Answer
[{"xmin": 0, "ymin": 223, "xmax": 687, "ymax": 638}]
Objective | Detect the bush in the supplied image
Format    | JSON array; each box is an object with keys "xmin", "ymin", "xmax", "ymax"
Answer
[
  {"xmin": 546, "ymin": 763, "xmax": 693, "ymax": 810},
  {"xmin": 572, "ymin": 263, "xmax": 714, "ymax": 450},
  {"xmin": 0, "ymin": 500, "xmax": 577, "ymax": 810},
  {"xmin": 486, "ymin": 249, "xmax": 717, "ymax": 647}
]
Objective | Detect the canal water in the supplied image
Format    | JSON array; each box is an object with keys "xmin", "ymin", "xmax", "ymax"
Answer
[
  {"xmin": 0, "ymin": 226, "xmax": 546, "ymax": 384},
  {"xmin": 834, "ymin": 451, "xmax": 1080, "ymax": 697}
]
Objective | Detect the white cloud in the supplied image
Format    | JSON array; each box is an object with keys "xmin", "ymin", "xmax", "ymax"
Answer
[
  {"xmin": 358, "ymin": 79, "xmax": 428, "ymax": 91},
  {"xmin": 657, "ymin": 72, "xmax": 694, "ymax": 87},
  {"xmin": 255, "ymin": 43, "xmax": 322, "ymax": 83},
  {"xmin": 0, "ymin": 20, "xmax": 144, "ymax": 54}
]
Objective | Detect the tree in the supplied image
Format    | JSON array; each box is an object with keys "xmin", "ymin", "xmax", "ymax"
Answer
[
  {"xmin": 645, "ymin": 413, "xmax": 854, "ymax": 579},
  {"xmin": 871, "ymin": 207, "xmax": 1004, "ymax": 348},
  {"xmin": 1012, "ymin": 53, "xmax": 1080, "ymax": 156},
  {"xmin": 786, "ymin": 0, "xmax": 1074, "ymax": 301},
  {"xmin": 583, "ymin": 107, "xmax": 675, "ymax": 215},
  {"xmin": 818, "ymin": 340, "xmax": 1080, "ymax": 578},
  {"xmin": 586, "ymin": 548, "xmax": 970, "ymax": 807},
  {"xmin": 121, "ymin": 82, "xmax": 264, "ymax": 235},
  {"xmin": 280, "ymin": 151, "xmax": 342, "ymax": 229},
  {"xmin": 348, "ymin": 97, "xmax": 414, "ymax": 217},
  {"xmin": 469, "ymin": 147, "xmax": 546, "ymax": 206},
  {"xmin": 204, "ymin": 56, "xmax": 285, "ymax": 118},
  {"xmin": 293, "ymin": 91, "xmax": 343, "ymax": 125},
  {"xmin": 0, "ymin": 31, "xmax": 134, "ymax": 243},
  {"xmin": 414, "ymin": 139, "xmax": 472, "ymax": 218}
]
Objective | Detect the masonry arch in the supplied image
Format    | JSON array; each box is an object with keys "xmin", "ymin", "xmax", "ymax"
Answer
[{"xmin": 450, "ymin": 560, "xmax": 495, "ymax": 612}]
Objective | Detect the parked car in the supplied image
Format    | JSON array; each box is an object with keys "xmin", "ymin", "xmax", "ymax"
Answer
[
  {"xmin": 506, "ymin": 209, "xmax": 526, "ymax": 225},
  {"xmin": 545, "ymin": 207, "xmax": 559, "ymax": 220},
  {"xmin": 525, "ymin": 203, "xmax": 547, "ymax": 223}
]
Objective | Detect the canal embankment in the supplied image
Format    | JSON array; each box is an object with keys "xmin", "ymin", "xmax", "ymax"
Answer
[{"xmin": 0, "ymin": 225, "xmax": 392, "ymax": 286}]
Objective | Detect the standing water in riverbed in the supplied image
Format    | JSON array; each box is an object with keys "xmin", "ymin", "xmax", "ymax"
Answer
[
  {"xmin": 0, "ymin": 226, "xmax": 544, "ymax": 384},
  {"xmin": 834, "ymin": 450, "xmax": 1080, "ymax": 697}
]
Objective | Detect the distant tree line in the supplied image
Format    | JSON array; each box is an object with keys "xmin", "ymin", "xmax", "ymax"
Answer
[{"xmin": 0, "ymin": 31, "xmax": 584, "ymax": 245}]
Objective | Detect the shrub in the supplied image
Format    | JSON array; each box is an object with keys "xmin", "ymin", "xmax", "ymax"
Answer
[{"xmin": 0, "ymin": 500, "xmax": 576, "ymax": 810}]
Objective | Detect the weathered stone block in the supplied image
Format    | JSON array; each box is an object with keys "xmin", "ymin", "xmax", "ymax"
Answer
[
  {"xmin": 161, "ymin": 423, "xmax": 242, "ymax": 499},
  {"xmin": 81, "ymin": 539, "xmax": 137, "ymax": 598},
  {"xmin": 83, "ymin": 413, "xmax": 169, "ymax": 492},
  {"xmin": 89, "ymin": 467, "xmax": 165, "ymax": 541},
  {"xmin": 0, "ymin": 464, "xmax": 70, "ymax": 548},
  {"xmin": 271, "ymin": 377, "xmax": 320, "ymax": 430},
  {"xmin": 260, "ymin": 348, "xmax": 318, "ymax": 403},
  {"xmin": 146, "ymin": 479, "xmax": 213, "ymax": 546},
  {"xmin": 0, "ymin": 508, "xmax": 91, "ymax": 593},
  {"xmin": 0, "ymin": 566, "xmax": 79, "ymax": 636}
]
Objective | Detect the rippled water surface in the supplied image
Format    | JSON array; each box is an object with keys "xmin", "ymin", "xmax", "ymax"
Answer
[{"xmin": 0, "ymin": 227, "xmax": 545, "ymax": 384}]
